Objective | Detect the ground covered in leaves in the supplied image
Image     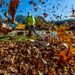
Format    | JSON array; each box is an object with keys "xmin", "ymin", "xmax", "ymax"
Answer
[{"xmin": 0, "ymin": 40, "xmax": 75, "ymax": 75}]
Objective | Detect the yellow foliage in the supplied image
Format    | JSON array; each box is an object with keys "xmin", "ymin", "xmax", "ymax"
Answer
[
  {"xmin": 69, "ymin": 45, "xmax": 75, "ymax": 55},
  {"xmin": 63, "ymin": 66, "xmax": 67, "ymax": 72},
  {"xmin": 69, "ymin": 60, "xmax": 74, "ymax": 64},
  {"xmin": 54, "ymin": 25, "xmax": 72, "ymax": 43},
  {"xmin": 16, "ymin": 23, "xmax": 25, "ymax": 29},
  {"xmin": 59, "ymin": 35, "xmax": 72, "ymax": 43},
  {"xmin": 59, "ymin": 49, "xmax": 69, "ymax": 61}
]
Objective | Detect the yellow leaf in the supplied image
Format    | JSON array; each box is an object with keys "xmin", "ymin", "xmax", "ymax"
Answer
[
  {"xmin": 69, "ymin": 60, "xmax": 74, "ymax": 64},
  {"xmin": 70, "ymin": 45, "xmax": 75, "ymax": 55},
  {"xmin": 54, "ymin": 25, "xmax": 72, "ymax": 43}
]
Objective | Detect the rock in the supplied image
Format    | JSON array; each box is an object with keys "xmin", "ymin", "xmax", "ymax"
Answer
[
  {"xmin": 35, "ymin": 40, "xmax": 50, "ymax": 46},
  {"xmin": 29, "ymin": 39, "xmax": 50, "ymax": 46}
]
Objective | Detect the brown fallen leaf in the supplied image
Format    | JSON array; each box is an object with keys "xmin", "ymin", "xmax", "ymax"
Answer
[
  {"xmin": 39, "ymin": 0, "xmax": 42, "ymax": 3},
  {"xmin": 39, "ymin": 0, "xmax": 45, "ymax": 4},
  {"xmin": 34, "ymin": 8, "xmax": 37, "ymax": 11},
  {"xmin": 43, "ymin": 12, "xmax": 48, "ymax": 18},
  {"xmin": 0, "ymin": 26, "xmax": 13, "ymax": 35},
  {"xmin": 0, "ymin": 0, "xmax": 4, "ymax": 7},
  {"xmin": 70, "ymin": 9, "xmax": 75, "ymax": 18},
  {"xmin": 29, "ymin": 1, "xmax": 36, "ymax": 6},
  {"xmin": 7, "ymin": 0, "xmax": 20, "ymax": 20},
  {"xmin": 72, "ymin": 30, "xmax": 75, "ymax": 36},
  {"xmin": 41, "ymin": 2, "xmax": 45, "ymax": 4}
]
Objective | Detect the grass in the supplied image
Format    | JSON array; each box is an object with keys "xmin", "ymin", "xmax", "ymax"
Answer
[{"xmin": 0, "ymin": 34, "xmax": 37, "ymax": 42}]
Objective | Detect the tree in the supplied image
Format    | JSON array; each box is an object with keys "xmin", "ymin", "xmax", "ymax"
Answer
[
  {"xmin": 50, "ymin": 20, "xmax": 56, "ymax": 26},
  {"xmin": 15, "ymin": 15, "xmax": 26, "ymax": 24},
  {"xmin": 35, "ymin": 16, "xmax": 46, "ymax": 29}
]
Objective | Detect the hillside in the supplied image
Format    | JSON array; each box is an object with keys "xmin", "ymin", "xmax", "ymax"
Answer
[{"xmin": 0, "ymin": 16, "xmax": 75, "ymax": 30}]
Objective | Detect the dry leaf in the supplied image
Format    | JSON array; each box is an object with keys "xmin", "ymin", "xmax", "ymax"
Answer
[
  {"xmin": 0, "ymin": 25, "xmax": 12, "ymax": 35},
  {"xmin": 0, "ymin": 0, "xmax": 4, "ymax": 7},
  {"xmin": 71, "ymin": 9, "xmax": 75, "ymax": 18},
  {"xmin": 41, "ymin": 2, "xmax": 45, "ymax": 4},
  {"xmin": 72, "ymin": 30, "xmax": 75, "ymax": 36},
  {"xmin": 58, "ymin": 50, "xmax": 71, "ymax": 65},
  {"xmin": 54, "ymin": 25, "xmax": 72, "ymax": 43},
  {"xmin": 8, "ymin": 0, "xmax": 20, "ymax": 20},
  {"xmin": 29, "ymin": 1, "xmax": 36, "ymax": 6},
  {"xmin": 34, "ymin": 8, "xmax": 37, "ymax": 11},
  {"xmin": 69, "ymin": 45, "xmax": 75, "ymax": 55},
  {"xmin": 39, "ymin": 0, "xmax": 42, "ymax": 3},
  {"xmin": 43, "ymin": 12, "xmax": 48, "ymax": 18}
]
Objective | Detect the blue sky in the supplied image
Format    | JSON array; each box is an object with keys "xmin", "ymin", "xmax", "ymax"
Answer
[{"xmin": 0, "ymin": 0, "xmax": 75, "ymax": 21}]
